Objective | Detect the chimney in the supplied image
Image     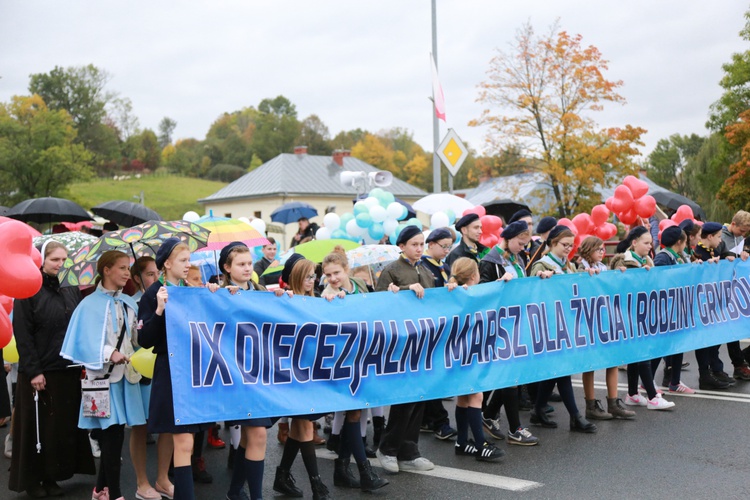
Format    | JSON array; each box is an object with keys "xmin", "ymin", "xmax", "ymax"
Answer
[
  {"xmin": 332, "ymin": 149, "xmax": 351, "ymax": 167},
  {"xmin": 294, "ymin": 145, "xmax": 308, "ymax": 155},
  {"xmin": 639, "ymin": 169, "xmax": 648, "ymax": 178}
]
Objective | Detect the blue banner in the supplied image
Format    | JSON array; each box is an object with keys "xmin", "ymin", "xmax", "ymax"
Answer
[{"xmin": 164, "ymin": 260, "xmax": 750, "ymax": 424}]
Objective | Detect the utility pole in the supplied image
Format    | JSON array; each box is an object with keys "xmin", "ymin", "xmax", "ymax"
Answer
[{"xmin": 431, "ymin": 0, "xmax": 441, "ymax": 194}]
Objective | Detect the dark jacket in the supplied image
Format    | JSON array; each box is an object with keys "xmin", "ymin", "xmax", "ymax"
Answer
[
  {"xmin": 479, "ymin": 246, "xmax": 527, "ymax": 283},
  {"xmin": 526, "ymin": 239, "xmax": 547, "ymax": 273},
  {"xmin": 653, "ymin": 248, "xmax": 685, "ymax": 267},
  {"xmin": 375, "ymin": 257, "xmax": 434, "ymax": 291},
  {"xmin": 445, "ymin": 239, "xmax": 488, "ymax": 268},
  {"xmin": 137, "ymin": 281, "xmax": 168, "ymax": 355},
  {"xmin": 13, "ymin": 272, "xmax": 81, "ymax": 378},
  {"xmin": 253, "ymin": 257, "xmax": 281, "ymax": 287},
  {"xmin": 420, "ymin": 256, "xmax": 451, "ymax": 288}
]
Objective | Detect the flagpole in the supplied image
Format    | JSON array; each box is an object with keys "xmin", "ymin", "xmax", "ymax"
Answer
[{"xmin": 431, "ymin": 0, "xmax": 441, "ymax": 194}]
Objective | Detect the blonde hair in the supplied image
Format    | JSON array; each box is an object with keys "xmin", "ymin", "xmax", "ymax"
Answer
[
  {"xmin": 95, "ymin": 250, "xmax": 130, "ymax": 286},
  {"xmin": 448, "ymin": 257, "xmax": 478, "ymax": 286},
  {"xmin": 160, "ymin": 242, "xmax": 190, "ymax": 271},
  {"xmin": 288, "ymin": 258, "xmax": 316, "ymax": 296},
  {"xmin": 321, "ymin": 245, "xmax": 349, "ymax": 271},
  {"xmin": 733, "ymin": 210, "xmax": 750, "ymax": 226}
]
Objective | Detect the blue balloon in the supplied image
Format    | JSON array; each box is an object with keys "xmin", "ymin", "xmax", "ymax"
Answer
[
  {"xmin": 331, "ymin": 229, "xmax": 348, "ymax": 240},
  {"xmin": 353, "ymin": 202, "xmax": 370, "ymax": 216},
  {"xmin": 368, "ymin": 222, "xmax": 385, "ymax": 241},
  {"xmin": 355, "ymin": 213, "xmax": 374, "ymax": 228},
  {"xmin": 397, "ymin": 205, "xmax": 409, "ymax": 221},
  {"xmin": 389, "ymin": 233, "xmax": 398, "ymax": 245},
  {"xmin": 445, "ymin": 209, "xmax": 456, "ymax": 225},
  {"xmin": 340, "ymin": 212, "xmax": 355, "ymax": 226}
]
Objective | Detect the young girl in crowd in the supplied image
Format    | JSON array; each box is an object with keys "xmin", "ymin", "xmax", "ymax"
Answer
[
  {"xmin": 611, "ymin": 226, "xmax": 676, "ymax": 410},
  {"xmin": 449, "ymin": 257, "xmax": 507, "ymax": 460},
  {"xmin": 478, "ymin": 221, "xmax": 540, "ymax": 445},
  {"xmin": 576, "ymin": 236, "xmax": 636, "ymax": 420},
  {"xmin": 273, "ymin": 254, "xmax": 331, "ymax": 500},
  {"xmin": 61, "ymin": 250, "xmax": 147, "ymax": 500},
  {"xmin": 529, "ymin": 226, "xmax": 597, "ymax": 433},
  {"xmin": 138, "ymin": 237, "xmax": 220, "ymax": 500},
  {"xmin": 320, "ymin": 246, "xmax": 389, "ymax": 492}
]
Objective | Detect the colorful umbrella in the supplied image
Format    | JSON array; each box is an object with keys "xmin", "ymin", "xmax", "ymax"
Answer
[
  {"xmin": 34, "ymin": 233, "xmax": 99, "ymax": 256},
  {"xmin": 196, "ymin": 216, "xmax": 269, "ymax": 251},
  {"xmin": 262, "ymin": 239, "xmax": 361, "ymax": 275},
  {"xmin": 58, "ymin": 220, "xmax": 210, "ymax": 286},
  {"xmin": 270, "ymin": 201, "xmax": 318, "ymax": 224}
]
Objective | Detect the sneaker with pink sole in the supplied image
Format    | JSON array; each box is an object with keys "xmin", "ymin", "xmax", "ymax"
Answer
[
  {"xmin": 647, "ymin": 394, "xmax": 675, "ymax": 410},
  {"xmin": 668, "ymin": 382, "xmax": 695, "ymax": 394}
]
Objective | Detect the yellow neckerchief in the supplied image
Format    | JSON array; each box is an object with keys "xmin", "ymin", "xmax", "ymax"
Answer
[
  {"xmin": 628, "ymin": 250, "xmax": 646, "ymax": 267},
  {"xmin": 496, "ymin": 246, "xmax": 524, "ymax": 278},
  {"xmin": 424, "ymin": 256, "xmax": 448, "ymax": 282},
  {"xmin": 158, "ymin": 274, "xmax": 184, "ymax": 287},
  {"xmin": 696, "ymin": 241, "xmax": 714, "ymax": 258},
  {"xmin": 400, "ymin": 254, "xmax": 421, "ymax": 273},
  {"xmin": 665, "ymin": 247, "xmax": 686, "ymax": 264}
]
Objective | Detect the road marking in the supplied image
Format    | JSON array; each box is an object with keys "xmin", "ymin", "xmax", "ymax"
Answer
[
  {"xmin": 571, "ymin": 379, "xmax": 750, "ymax": 404},
  {"xmin": 315, "ymin": 449, "xmax": 543, "ymax": 492}
]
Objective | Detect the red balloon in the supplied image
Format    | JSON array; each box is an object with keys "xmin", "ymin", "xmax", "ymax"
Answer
[
  {"xmin": 595, "ymin": 222, "xmax": 618, "ymax": 241},
  {"xmin": 557, "ymin": 218, "xmax": 578, "ymax": 235},
  {"xmin": 611, "ymin": 186, "xmax": 635, "ymax": 214},
  {"xmin": 659, "ymin": 219, "xmax": 677, "ymax": 231},
  {"xmin": 604, "ymin": 197, "xmax": 615, "ymax": 211},
  {"xmin": 623, "ymin": 175, "xmax": 649, "ymax": 199},
  {"xmin": 480, "ymin": 215, "xmax": 503, "ymax": 236},
  {"xmin": 671, "ymin": 205, "xmax": 694, "ymax": 224},
  {"xmin": 0, "ymin": 309, "xmax": 10, "ymax": 349},
  {"xmin": 0, "ymin": 221, "xmax": 43, "ymax": 299},
  {"xmin": 591, "ymin": 204, "xmax": 610, "ymax": 226},
  {"xmin": 572, "ymin": 214, "xmax": 594, "ymax": 235},
  {"xmin": 479, "ymin": 233, "xmax": 498, "ymax": 248},
  {"xmin": 0, "ymin": 295, "xmax": 12, "ymax": 315},
  {"xmin": 634, "ymin": 195, "xmax": 657, "ymax": 219},
  {"xmin": 618, "ymin": 208, "xmax": 638, "ymax": 226},
  {"xmin": 0, "ymin": 216, "xmax": 42, "ymax": 237},
  {"xmin": 463, "ymin": 206, "xmax": 486, "ymax": 218},
  {"xmin": 31, "ymin": 247, "xmax": 42, "ymax": 268}
]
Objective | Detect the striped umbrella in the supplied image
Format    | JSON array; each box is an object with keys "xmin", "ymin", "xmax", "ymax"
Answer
[{"xmin": 195, "ymin": 216, "xmax": 269, "ymax": 251}]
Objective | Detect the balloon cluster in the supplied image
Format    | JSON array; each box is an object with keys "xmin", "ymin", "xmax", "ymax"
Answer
[
  {"xmin": 0, "ymin": 220, "xmax": 44, "ymax": 350},
  {"xmin": 658, "ymin": 205, "xmax": 700, "ymax": 241},
  {"xmin": 316, "ymin": 188, "xmax": 412, "ymax": 244},
  {"xmin": 604, "ymin": 175, "xmax": 657, "ymax": 226},
  {"xmin": 558, "ymin": 204, "xmax": 618, "ymax": 259}
]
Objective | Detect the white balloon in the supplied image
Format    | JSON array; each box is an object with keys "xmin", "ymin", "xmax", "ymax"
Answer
[
  {"xmin": 249, "ymin": 218, "xmax": 266, "ymax": 234},
  {"xmin": 323, "ymin": 212, "xmax": 341, "ymax": 231},
  {"xmin": 370, "ymin": 205, "xmax": 387, "ymax": 223},
  {"xmin": 386, "ymin": 202, "xmax": 403, "ymax": 219},
  {"xmin": 363, "ymin": 196, "xmax": 380, "ymax": 208},
  {"xmin": 316, "ymin": 227, "xmax": 331, "ymax": 240},
  {"xmin": 346, "ymin": 219, "xmax": 365, "ymax": 237},
  {"xmin": 183, "ymin": 211, "xmax": 200, "ymax": 222},
  {"xmin": 430, "ymin": 212, "xmax": 450, "ymax": 229},
  {"xmin": 383, "ymin": 218, "xmax": 399, "ymax": 235},
  {"xmin": 237, "ymin": 216, "xmax": 251, "ymax": 225}
]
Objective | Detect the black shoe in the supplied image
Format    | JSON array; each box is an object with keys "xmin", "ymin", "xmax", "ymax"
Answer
[
  {"xmin": 26, "ymin": 483, "xmax": 47, "ymax": 498},
  {"xmin": 42, "ymin": 481, "xmax": 63, "ymax": 497},
  {"xmin": 682, "ymin": 361, "xmax": 690, "ymax": 369},
  {"xmin": 476, "ymin": 441, "xmax": 505, "ymax": 462},
  {"xmin": 325, "ymin": 433, "xmax": 340, "ymax": 454},
  {"xmin": 333, "ymin": 458, "xmax": 360, "ymax": 488},
  {"xmin": 192, "ymin": 456, "xmax": 213, "ymax": 483},
  {"xmin": 570, "ymin": 414, "xmax": 597, "ymax": 433},
  {"xmin": 518, "ymin": 398, "xmax": 533, "ymax": 411},
  {"xmin": 455, "ymin": 440, "xmax": 479, "ymax": 456},
  {"xmin": 529, "ymin": 409, "xmax": 557, "ymax": 428},
  {"xmin": 310, "ymin": 475, "xmax": 331, "ymax": 500},
  {"xmin": 699, "ymin": 370, "xmax": 730, "ymax": 390},
  {"xmin": 713, "ymin": 371, "xmax": 737, "ymax": 386},
  {"xmin": 274, "ymin": 467, "xmax": 303, "ymax": 497},
  {"xmin": 365, "ymin": 444, "xmax": 377, "ymax": 459},
  {"xmin": 548, "ymin": 391, "xmax": 562, "ymax": 402},
  {"xmin": 543, "ymin": 404, "xmax": 555, "ymax": 414},
  {"xmin": 434, "ymin": 423, "xmax": 457, "ymax": 440},
  {"xmin": 357, "ymin": 459, "xmax": 389, "ymax": 492},
  {"xmin": 146, "ymin": 432, "xmax": 156, "ymax": 444}
]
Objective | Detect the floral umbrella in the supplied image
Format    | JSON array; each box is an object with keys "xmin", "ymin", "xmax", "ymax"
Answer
[
  {"xmin": 345, "ymin": 244, "xmax": 401, "ymax": 268},
  {"xmin": 34, "ymin": 232, "xmax": 99, "ymax": 256},
  {"xmin": 58, "ymin": 220, "xmax": 211, "ymax": 286}
]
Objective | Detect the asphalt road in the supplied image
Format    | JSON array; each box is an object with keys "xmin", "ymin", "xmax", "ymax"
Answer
[{"xmin": 3, "ymin": 346, "xmax": 750, "ymax": 499}]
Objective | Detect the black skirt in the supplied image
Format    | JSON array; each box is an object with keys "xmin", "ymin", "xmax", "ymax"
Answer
[
  {"xmin": 147, "ymin": 354, "xmax": 210, "ymax": 434},
  {"xmin": 9, "ymin": 369, "xmax": 95, "ymax": 492},
  {"xmin": 0, "ymin": 349, "xmax": 11, "ymax": 419}
]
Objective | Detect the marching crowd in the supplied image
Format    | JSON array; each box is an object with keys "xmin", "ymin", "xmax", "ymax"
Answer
[{"xmin": 4, "ymin": 206, "xmax": 750, "ymax": 500}]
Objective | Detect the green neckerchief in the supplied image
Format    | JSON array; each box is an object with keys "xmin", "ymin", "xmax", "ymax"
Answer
[
  {"xmin": 547, "ymin": 252, "xmax": 568, "ymax": 272},
  {"xmin": 478, "ymin": 246, "xmax": 490, "ymax": 260},
  {"xmin": 665, "ymin": 247, "xmax": 686, "ymax": 265},
  {"xmin": 697, "ymin": 241, "xmax": 714, "ymax": 258},
  {"xmin": 158, "ymin": 274, "xmax": 184, "ymax": 287},
  {"xmin": 629, "ymin": 250, "xmax": 647, "ymax": 266},
  {"xmin": 424, "ymin": 256, "xmax": 448, "ymax": 283},
  {"xmin": 339, "ymin": 278, "xmax": 359, "ymax": 295},
  {"xmin": 496, "ymin": 246, "xmax": 524, "ymax": 278}
]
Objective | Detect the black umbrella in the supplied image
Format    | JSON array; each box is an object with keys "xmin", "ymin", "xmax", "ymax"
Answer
[
  {"xmin": 92, "ymin": 200, "xmax": 163, "ymax": 227},
  {"xmin": 651, "ymin": 191, "xmax": 706, "ymax": 221},
  {"xmin": 5, "ymin": 197, "xmax": 92, "ymax": 224},
  {"xmin": 482, "ymin": 199, "xmax": 531, "ymax": 223},
  {"xmin": 0, "ymin": 206, "xmax": 7, "ymax": 216}
]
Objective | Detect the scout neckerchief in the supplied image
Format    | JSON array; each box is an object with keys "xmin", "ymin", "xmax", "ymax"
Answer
[
  {"xmin": 424, "ymin": 256, "xmax": 448, "ymax": 283},
  {"xmin": 628, "ymin": 250, "xmax": 647, "ymax": 267},
  {"xmin": 696, "ymin": 241, "xmax": 714, "ymax": 258},
  {"xmin": 496, "ymin": 246, "xmax": 524, "ymax": 278},
  {"xmin": 338, "ymin": 278, "xmax": 359, "ymax": 295},
  {"xmin": 400, "ymin": 254, "xmax": 421, "ymax": 275},
  {"xmin": 227, "ymin": 279, "xmax": 250, "ymax": 291},
  {"xmin": 158, "ymin": 274, "xmax": 184, "ymax": 287},
  {"xmin": 544, "ymin": 252, "xmax": 569, "ymax": 274},
  {"xmin": 665, "ymin": 247, "xmax": 686, "ymax": 265}
]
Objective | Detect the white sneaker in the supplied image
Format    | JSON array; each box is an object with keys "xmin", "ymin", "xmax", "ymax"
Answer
[
  {"xmin": 647, "ymin": 394, "xmax": 675, "ymax": 410},
  {"xmin": 375, "ymin": 449, "xmax": 399, "ymax": 473},
  {"xmin": 624, "ymin": 394, "xmax": 648, "ymax": 406},
  {"xmin": 89, "ymin": 434, "xmax": 101, "ymax": 458},
  {"xmin": 4, "ymin": 433, "xmax": 11, "ymax": 459},
  {"xmin": 398, "ymin": 456, "xmax": 435, "ymax": 471}
]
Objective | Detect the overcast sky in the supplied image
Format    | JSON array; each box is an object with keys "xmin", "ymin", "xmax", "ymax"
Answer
[{"xmin": 1, "ymin": 1, "xmax": 747, "ymax": 160}]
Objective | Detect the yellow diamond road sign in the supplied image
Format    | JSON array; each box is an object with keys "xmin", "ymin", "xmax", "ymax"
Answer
[{"xmin": 437, "ymin": 128, "xmax": 468, "ymax": 177}]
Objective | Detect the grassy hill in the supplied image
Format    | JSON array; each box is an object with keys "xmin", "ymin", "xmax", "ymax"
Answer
[{"xmin": 65, "ymin": 175, "xmax": 227, "ymax": 221}]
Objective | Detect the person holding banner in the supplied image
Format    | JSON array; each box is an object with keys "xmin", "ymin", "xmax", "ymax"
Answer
[
  {"xmin": 446, "ymin": 213, "xmax": 487, "ymax": 267},
  {"xmin": 137, "ymin": 237, "xmax": 220, "ymax": 500},
  {"xmin": 526, "ymin": 216, "xmax": 557, "ymax": 274},
  {"xmin": 611, "ymin": 227, "xmax": 676, "ymax": 410},
  {"xmin": 320, "ymin": 246, "xmax": 389, "ymax": 493},
  {"xmin": 273, "ymin": 253, "xmax": 331, "ymax": 500},
  {"xmin": 375, "ymin": 225, "xmax": 436, "ymax": 473},
  {"xmin": 61, "ymin": 250, "xmax": 147, "ymax": 500},
  {"xmin": 679, "ymin": 219, "xmax": 701, "ymax": 262},
  {"xmin": 529, "ymin": 226, "xmax": 597, "ymax": 432},
  {"xmin": 576, "ymin": 236, "xmax": 636, "ymax": 420}
]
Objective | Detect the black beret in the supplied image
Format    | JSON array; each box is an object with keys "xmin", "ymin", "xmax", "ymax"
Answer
[
  {"xmin": 616, "ymin": 226, "xmax": 650, "ymax": 254},
  {"xmin": 678, "ymin": 219, "xmax": 695, "ymax": 233},
  {"xmin": 155, "ymin": 237, "xmax": 182, "ymax": 270},
  {"xmin": 426, "ymin": 228, "xmax": 452, "ymax": 243},
  {"xmin": 218, "ymin": 241, "xmax": 248, "ymax": 274},
  {"xmin": 701, "ymin": 222, "xmax": 723, "ymax": 236},
  {"xmin": 396, "ymin": 225, "xmax": 423, "ymax": 246},
  {"xmin": 281, "ymin": 253, "xmax": 304, "ymax": 285},
  {"xmin": 660, "ymin": 226, "xmax": 684, "ymax": 247},
  {"xmin": 509, "ymin": 209, "xmax": 532, "ymax": 224},
  {"xmin": 535, "ymin": 216, "xmax": 557, "ymax": 235},
  {"xmin": 455, "ymin": 213, "xmax": 480, "ymax": 232},
  {"xmin": 547, "ymin": 225, "xmax": 572, "ymax": 242},
  {"xmin": 501, "ymin": 221, "xmax": 529, "ymax": 240}
]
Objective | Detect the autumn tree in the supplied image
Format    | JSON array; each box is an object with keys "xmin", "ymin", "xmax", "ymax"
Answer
[
  {"xmin": 471, "ymin": 21, "xmax": 645, "ymax": 216},
  {"xmin": 0, "ymin": 95, "xmax": 91, "ymax": 203}
]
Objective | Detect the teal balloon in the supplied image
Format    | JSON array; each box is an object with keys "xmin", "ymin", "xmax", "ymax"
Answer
[
  {"xmin": 369, "ymin": 188, "xmax": 385, "ymax": 200},
  {"xmin": 381, "ymin": 191, "xmax": 395, "ymax": 207},
  {"xmin": 331, "ymin": 229, "xmax": 348, "ymax": 239},
  {"xmin": 353, "ymin": 201, "xmax": 369, "ymax": 216},
  {"xmin": 397, "ymin": 205, "xmax": 408, "ymax": 221},
  {"xmin": 407, "ymin": 218, "xmax": 423, "ymax": 230},
  {"xmin": 355, "ymin": 213, "xmax": 374, "ymax": 228},
  {"xmin": 340, "ymin": 212, "xmax": 354, "ymax": 225},
  {"xmin": 368, "ymin": 222, "xmax": 385, "ymax": 240},
  {"xmin": 445, "ymin": 209, "xmax": 456, "ymax": 224},
  {"xmin": 389, "ymin": 233, "xmax": 398, "ymax": 245}
]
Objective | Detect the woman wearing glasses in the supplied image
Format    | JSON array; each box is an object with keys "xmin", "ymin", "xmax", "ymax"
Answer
[
  {"xmin": 421, "ymin": 228, "xmax": 455, "ymax": 288},
  {"xmin": 528, "ymin": 226, "xmax": 597, "ymax": 433},
  {"xmin": 576, "ymin": 236, "xmax": 636, "ymax": 421}
]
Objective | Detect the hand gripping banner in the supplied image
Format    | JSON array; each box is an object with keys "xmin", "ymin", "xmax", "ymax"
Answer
[{"xmin": 165, "ymin": 260, "xmax": 750, "ymax": 424}]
